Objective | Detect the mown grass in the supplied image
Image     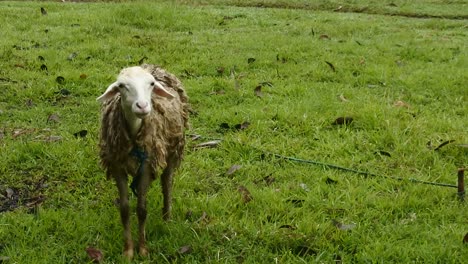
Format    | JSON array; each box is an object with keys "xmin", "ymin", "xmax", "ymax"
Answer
[{"xmin": 0, "ymin": 0, "xmax": 467, "ymax": 263}]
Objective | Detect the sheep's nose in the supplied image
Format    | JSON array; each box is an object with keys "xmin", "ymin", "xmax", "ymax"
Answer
[{"xmin": 136, "ymin": 101, "xmax": 148, "ymax": 109}]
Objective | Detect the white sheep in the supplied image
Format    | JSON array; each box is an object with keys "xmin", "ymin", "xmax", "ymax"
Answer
[{"xmin": 97, "ymin": 64, "xmax": 189, "ymax": 259}]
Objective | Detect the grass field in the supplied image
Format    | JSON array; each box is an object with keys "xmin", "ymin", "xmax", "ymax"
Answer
[{"xmin": 0, "ymin": 0, "xmax": 467, "ymax": 263}]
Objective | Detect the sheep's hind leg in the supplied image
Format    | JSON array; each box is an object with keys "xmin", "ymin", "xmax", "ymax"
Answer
[
  {"xmin": 136, "ymin": 166, "xmax": 153, "ymax": 257},
  {"xmin": 114, "ymin": 171, "xmax": 134, "ymax": 259},
  {"xmin": 161, "ymin": 163, "xmax": 174, "ymax": 221}
]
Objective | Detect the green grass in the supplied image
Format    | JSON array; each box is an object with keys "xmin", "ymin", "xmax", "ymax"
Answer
[{"xmin": 0, "ymin": 0, "xmax": 467, "ymax": 263}]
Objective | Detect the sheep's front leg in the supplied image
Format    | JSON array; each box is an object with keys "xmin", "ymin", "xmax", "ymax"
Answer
[
  {"xmin": 114, "ymin": 170, "xmax": 134, "ymax": 259},
  {"xmin": 161, "ymin": 163, "xmax": 174, "ymax": 221},
  {"xmin": 136, "ymin": 165, "xmax": 153, "ymax": 257}
]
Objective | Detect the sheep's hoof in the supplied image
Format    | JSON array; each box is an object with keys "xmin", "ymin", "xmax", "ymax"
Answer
[
  {"xmin": 139, "ymin": 245, "xmax": 149, "ymax": 257},
  {"xmin": 123, "ymin": 248, "xmax": 134, "ymax": 260}
]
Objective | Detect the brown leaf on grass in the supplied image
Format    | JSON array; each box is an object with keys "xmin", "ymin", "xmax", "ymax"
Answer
[
  {"xmin": 24, "ymin": 195, "xmax": 45, "ymax": 208},
  {"xmin": 254, "ymin": 85, "xmax": 263, "ymax": 97},
  {"xmin": 325, "ymin": 61, "xmax": 336, "ymax": 72},
  {"xmin": 319, "ymin": 34, "xmax": 330, "ymax": 40},
  {"xmin": 79, "ymin": 73, "xmax": 88, "ymax": 79},
  {"xmin": 393, "ymin": 100, "xmax": 411, "ymax": 108},
  {"xmin": 12, "ymin": 128, "xmax": 35, "ymax": 138},
  {"xmin": 193, "ymin": 140, "xmax": 221, "ymax": 149},
  {"xmin": 44, "ymin": 135, "xmax": 62, "ymax": 142},
  {"xmin": 47, "ymin": 114, "xmax": 60, "ymax": 123},
  {"xmin": 332, "ymin": 219, "xmax": 356, "ymax": 231},
  {"xmin": 216, "ymin": 66, "xmax": 225, "ymax": 74},
  {"xmin": 25, "ymin": 99, "xmax": 34, "ymax": 107},
  {"xmin": 85, "ymin": 247, "xmax": 103, "ymax": 263},
  {"xmin": 5, "ymin": 188, "xmax": 14, "ymax": 199},
  {"xmin": 226, "ymin": 165, "xmax": 242, "ymax": 176},
  {"xmin": 238, "ymin": 186, "xmax": 253, "ymax": 203},
  {"xmin": 178, "ymin": 245, "xmax": 193, "ymax": 255},
  {"xmin": 332, "ymin": 117, "xmax": 353, "ymax": 125},
  {"xmin": 463, "ymin": 232, "xmax": 468, "ymax": 244},
  {"xmin": 196, "ymin": 211, "xmax": 210, "ymax": 224},
  {"xmin": 338, "ymin": 94, "xmax": 349, "ymax": 102}
]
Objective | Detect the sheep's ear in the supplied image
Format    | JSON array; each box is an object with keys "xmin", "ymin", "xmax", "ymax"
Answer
[
  {"xmin": 153, "ymin": 81, "xmax": 175, "ymax": 99},
  {"xmin": 97, "ymin": 81, "xmax": 120, "ymax": 102}
]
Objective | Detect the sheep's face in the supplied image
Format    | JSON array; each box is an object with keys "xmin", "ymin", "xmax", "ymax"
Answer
[{"xmin": 97, "ymin": 66, "xmax": 174, "ymax": 119}]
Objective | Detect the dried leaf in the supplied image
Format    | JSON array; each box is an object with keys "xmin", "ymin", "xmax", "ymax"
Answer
[
  {"xmin": 216, "ymin": 67, "xmax": 225, "ymax": 74},
  {"xmin": 25, "ymin": 99, "xmax": 34, "ymax": 107},
  {"xmin": 338, "ymin": 94, "xmax": 349, "ymax": 102},
  {"xmin": 40, "ymin": 7, "xmax": 47, "ymax": 15},
  {"xmin": 44, "ymin": 136, "xmax": 62, "ymax": 142},
  {"xmin": 332, "ymin": 219, "xmax": 356, "ymax": 231},
  {"xmin": 254, "ymin": 85, "xmax": 263, "ymax": 97},
  {"xmin": 238, "ymin": 185, "xmax": 253, "ymax": 203},
  {"xmin": 5, "ymin": 188, "xmax": 14, "ymax": 199},
  {"xmin": 47, "ymin": 114, "xmax": 60, "ymax": 123},
  {"xmin": 334, "ymin": 6, "xmax": 343, "ymax": 11},
  {"xmin": 196, "ymin": 211, "xmax": 210, "ymax": 223},
  {"xmin": 194, "ymin": 140, "xmax": 221, "ymax": 149},
  {"xmin": 226, "ymin": 165, "xmax": 242, "ymax": 176},
  {"xmin": 12, "ymin": 128, "xmax": 35, "ymax": 138},
  {"xmin": 332, "ymin": 117, "xmax": 353, "ymax": 125},
  {"xmin": 319, "ymin": 34, "xmax": 330, "ymax": 40},
  {"xmin": 25, "ymin": 195, "xmax": 45, "ymax": 208},
  {"xmin": 85, "ymin": 247, "xmax": 103, "ymax": 263},
  {"xmin": 79, "ymin": 73, "xmax": 88, "ymax": 79},
  {"xmin": 178, "ymin": 245, "xmax": 192, "ymax": 255},
  {"xmin": 73, "ymin": 130, "xmax": 88, "ymax": 138},
  {"xmin": 325, "ymin": 61, "xmax": 336, "ymax": 72},
  {"xmin": 393, "ymin": 100, "xmax": 411, "ymax": 108},
  {"xmin": 189, "ymin": 134, "xmax": 202, "ymax": 141}
]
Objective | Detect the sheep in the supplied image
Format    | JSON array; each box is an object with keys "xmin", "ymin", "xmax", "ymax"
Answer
[{"xmin": 97, "ymin": 64, "xmax": 189, "ymax": 259}]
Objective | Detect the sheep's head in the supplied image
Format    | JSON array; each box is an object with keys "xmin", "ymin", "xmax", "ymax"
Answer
[{"xmin": 97, "ymin": 66, "xmax": 174, "ymax": 119}]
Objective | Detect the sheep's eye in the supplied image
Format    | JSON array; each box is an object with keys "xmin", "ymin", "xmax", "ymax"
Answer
[
  {"xmin": 150, "ymin": 82, "xmax": 155, "ymax": 86},
  {"xmin": 118, "ymin": 83, "xmax": 129, "ymax": 91}
]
